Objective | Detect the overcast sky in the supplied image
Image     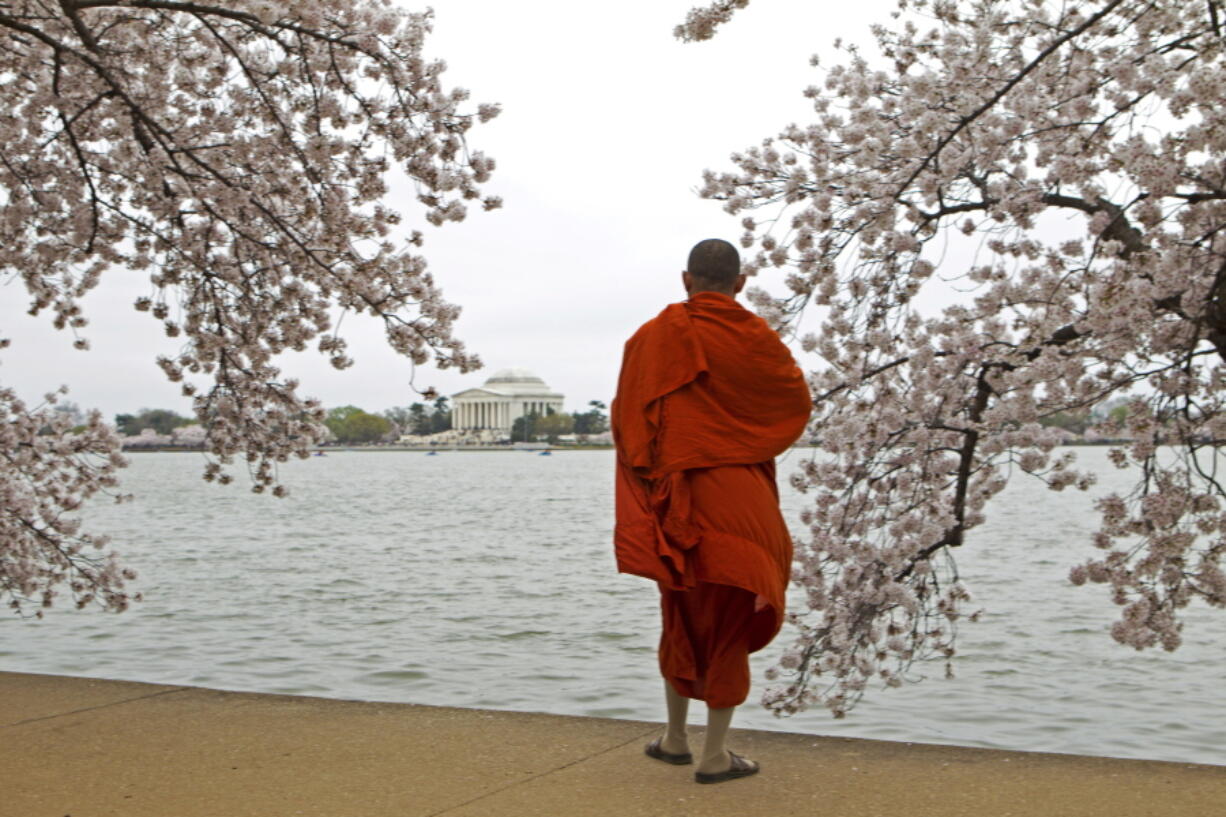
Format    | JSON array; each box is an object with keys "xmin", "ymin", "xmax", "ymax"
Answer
[{"xmin": 2, "ymin": 0, "xmax": 886, "ymax": 420}]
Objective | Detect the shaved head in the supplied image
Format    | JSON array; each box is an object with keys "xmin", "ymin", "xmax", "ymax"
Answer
[{"xmin": 686, "ymin": 238, "xmax": 741, "ymax": 291}]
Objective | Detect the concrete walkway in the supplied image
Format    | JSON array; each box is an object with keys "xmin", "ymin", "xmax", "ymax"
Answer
[{"xmin": 3, "ymin": 670, "xmax": 1222, "ymax": 817}]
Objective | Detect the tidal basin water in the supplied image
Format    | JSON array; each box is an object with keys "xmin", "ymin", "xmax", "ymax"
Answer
[{"xmin": 1, "ymin": 448, "xmax": 1222, "ymax": 766}]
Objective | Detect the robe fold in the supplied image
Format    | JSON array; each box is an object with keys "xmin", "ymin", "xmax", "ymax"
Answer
[{"xmin": 612, "ymin": 291, "xmax": 811, "ymax": 708}]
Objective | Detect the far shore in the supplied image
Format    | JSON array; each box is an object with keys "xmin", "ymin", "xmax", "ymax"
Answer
[
  {"xmin": 121, "ymin": 443, "xmax": 618, "ymax": 453},
  {"xmin": 121, "ymin": 440, "xmax": 1139, "ymax": 453}
]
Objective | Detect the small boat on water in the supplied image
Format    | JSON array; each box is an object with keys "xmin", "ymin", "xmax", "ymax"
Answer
[
  {"xmin": 313, "ymin": 451, "xmax": 327, "ymax": 457},
  {"xmin": 426, "ymin": 451, "xmax": 438, "ymax": 456},
  {"xmin": 539, "ymin": 450, "xmax": 552, "ymax": 456}
]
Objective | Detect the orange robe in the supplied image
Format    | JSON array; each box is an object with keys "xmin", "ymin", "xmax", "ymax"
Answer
[{"xmin": 612, "ymin": 291, "xmax": 811, "ymax": 708}]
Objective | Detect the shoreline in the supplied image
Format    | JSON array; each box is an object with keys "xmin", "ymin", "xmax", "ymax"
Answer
[
  {"xmin": 119, "ymin": 441, "xmax": 1139, "ymax": 453},
  {"xmin": 120, "ymin": 444, "xmax": 618, "ymax": 453},
  {"xmin": 5, "ymin": 670, "xmax": 1223, "ymax": 816}
]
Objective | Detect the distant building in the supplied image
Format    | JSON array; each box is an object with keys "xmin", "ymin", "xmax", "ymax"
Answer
[{"xmin": 451, "ymin": 368, "xmax": 564, "ymax": 436}]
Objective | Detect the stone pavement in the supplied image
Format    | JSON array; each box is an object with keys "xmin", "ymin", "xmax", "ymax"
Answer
[{"xmin": 2, "ymin": 670, "xmax": 1222, "ymax": 817}]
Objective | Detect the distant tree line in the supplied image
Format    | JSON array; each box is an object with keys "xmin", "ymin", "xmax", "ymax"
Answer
[
  {"xmin": 115, "ymin": 408, "xmax": 195, "ymax": 436},
  {"xmin": 106, "ymin": 397, "xmax": 610, "ymax": 445},
  {"xmin": 324, "ymin": 398, "xmax": 452, "ymax": 443},
  {"xmin": 510, "ymin": 400, "xmax": 608, "ymax": 443},
  {"xmin": 324, "ymin": 406, "xmax": 394, "ymax": 444},
  {"xmin": 390, "ymin": 397, "xmax": 454, "ymax": 437},
  {"xmin": 102, "ymin": 396, "xmax": 1132, "ymax": 447},
  {"xmin": 1037, "ymin": 397, "xmax": 1131, "ymax": 437}
]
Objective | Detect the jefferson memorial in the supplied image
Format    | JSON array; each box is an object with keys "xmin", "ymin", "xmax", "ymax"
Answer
[{"xmin": 451, "ymin": 368, "xmax": 565, "ymax": 435}]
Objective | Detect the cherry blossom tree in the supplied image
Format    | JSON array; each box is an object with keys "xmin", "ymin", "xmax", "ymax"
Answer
[
  {"xmin": 680, "ymin": 0, "xmax": 1226, "ymax": 715},
  {"xmin": 1, "ymin": 0, "xmax": 498, "ymax": 615}
]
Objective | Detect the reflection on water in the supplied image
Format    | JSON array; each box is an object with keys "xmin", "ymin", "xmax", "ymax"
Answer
[{"xmin": 1, "ymin": 448, "xmax": 1222, "ymax": 765}]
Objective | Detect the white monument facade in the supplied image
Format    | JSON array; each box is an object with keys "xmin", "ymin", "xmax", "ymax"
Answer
[{"xmin": 451, "ymin": 368, "xmax": 565, "ymax": 435}]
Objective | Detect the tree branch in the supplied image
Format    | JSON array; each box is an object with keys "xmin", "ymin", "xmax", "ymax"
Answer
[{"xmin": 897, "ymin": 0, "xmax": 1128, "ymax": 196}]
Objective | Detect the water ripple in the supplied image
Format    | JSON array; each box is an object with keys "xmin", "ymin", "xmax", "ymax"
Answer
[{"xmin": 0, "ymin": 449, "xmax": 1222, "ymax": 766}]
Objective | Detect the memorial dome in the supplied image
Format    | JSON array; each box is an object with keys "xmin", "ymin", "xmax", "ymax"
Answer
[
  {"xmin": 450, "ymin": 367, "xmax": 565, "ymax": 434},
  {"xmin": 483, "ymin": 368, "xmax": 552, "ymax": 394},
  {"xmin": 485, "ymin": 367, "xmax": 543, "ymax": 383}
]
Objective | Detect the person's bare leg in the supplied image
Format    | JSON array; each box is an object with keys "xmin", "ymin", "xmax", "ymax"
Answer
[
  {"xmin": 696, "ymin": 704, "xmax": 751, "ymax": 774},
  {"xmin": 658, "ymin": 680, "xmax": 691, "ymax": 754}
]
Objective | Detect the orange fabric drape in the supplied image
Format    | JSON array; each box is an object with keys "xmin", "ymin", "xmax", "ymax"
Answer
[{"xmin": 612, "ymin": 291, "xmax": 811, "ymax": 707}]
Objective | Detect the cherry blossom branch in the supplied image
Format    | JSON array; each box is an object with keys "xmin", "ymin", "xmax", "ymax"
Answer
[
  {"xmin": 697, "ymin": 0, "xmax": 1226, "ymax": 716},
  {"xmin": 1, "ymin": 0, "xmax": 499, "ymax": 613},
  {"xmin": 673, "ymin": 0, "xmax": 749, "ymax": 43},
  {"xmin": 896, "ymin": 0, "xmax": 1129, "ymax": 196}
]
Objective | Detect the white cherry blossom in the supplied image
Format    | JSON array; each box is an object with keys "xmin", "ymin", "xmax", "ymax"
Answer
[
  {"xmin": 1, "ymin": 0, "xmax": 497, "ymax": 615},
  {"xmin": 682, "ymin": 0, "xmax": 1226, "ymax": 715}
]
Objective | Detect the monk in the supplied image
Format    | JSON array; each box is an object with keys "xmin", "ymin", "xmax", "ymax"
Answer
[{"xmin": 612, "ymin": 238, "xmax": 811, "ymax": 784}]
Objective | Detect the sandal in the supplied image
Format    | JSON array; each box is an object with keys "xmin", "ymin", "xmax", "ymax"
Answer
[
  {"xmin": 694, "ymin": 751, "xmax": 759, "ymax": 784},
  {"xmin": 645, "ymin": 737, "xmax": 693, "ymax": 765}
]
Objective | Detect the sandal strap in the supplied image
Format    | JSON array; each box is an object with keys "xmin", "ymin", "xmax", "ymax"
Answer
[{"xmin": 727, "ymin": 752, "xmax": 758, "ymax": 772}]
